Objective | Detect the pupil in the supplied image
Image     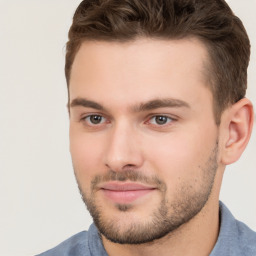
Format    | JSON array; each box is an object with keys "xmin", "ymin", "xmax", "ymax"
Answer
[
  {"xmin": 90, "ymin": 115, "xmax": 102, "ymax": 124},
  {"xmin": 156, "ymin": 116, "xmax": 167, "ymax": 125}
]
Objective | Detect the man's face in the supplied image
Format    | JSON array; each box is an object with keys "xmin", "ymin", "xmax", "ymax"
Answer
[{"xmin": 69, "ymin": 38, "xmax": 220, "ymax": 244}]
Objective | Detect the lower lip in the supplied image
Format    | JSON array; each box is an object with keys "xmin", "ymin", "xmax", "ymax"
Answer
[{"xmin": 101, "ymin": 189, "xmax": 155, "ymax": 204}]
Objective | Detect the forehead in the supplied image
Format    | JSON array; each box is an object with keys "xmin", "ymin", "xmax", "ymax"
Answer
[{"xmin": 69, "ymin": 38, "xmax": 211, "ymax": 110}]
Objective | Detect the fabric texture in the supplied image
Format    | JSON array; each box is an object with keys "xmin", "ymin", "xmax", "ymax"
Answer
[{"xmin": 36, "ymin": 202, "xmax": 256, "ymax": 256}]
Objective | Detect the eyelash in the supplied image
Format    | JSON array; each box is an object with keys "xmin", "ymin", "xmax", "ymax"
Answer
[
  {"xmin": 145, "ymin": 115, "xmax": 175, "ymax": 126},
  {"xmin": 81, "ymin": 114, "xmax": 108, "ymax": 126},
  {"xmin": 80, "ymin": 114, "xmax": 176, "ymax": 128}
]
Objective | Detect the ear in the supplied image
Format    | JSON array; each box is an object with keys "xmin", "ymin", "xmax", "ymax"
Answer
[{"xmin": 220, "ymin": 98, "xmax": 254, "ymax": 165}]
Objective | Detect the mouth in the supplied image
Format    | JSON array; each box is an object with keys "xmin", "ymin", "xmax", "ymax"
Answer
[{"xmin": 99, "ymin": 182, "xmax": 156, "ymax": 204}]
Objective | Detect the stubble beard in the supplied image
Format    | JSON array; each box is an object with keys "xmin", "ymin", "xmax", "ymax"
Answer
[{"xmin": 75, "ymin": 143, "xmax": 218, "ymax": 245}]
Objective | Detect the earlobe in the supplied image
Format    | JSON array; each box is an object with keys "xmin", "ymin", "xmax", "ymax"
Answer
[{"xmin": 221, "ymin": 98, "xmax": 254, "ymax": 165}]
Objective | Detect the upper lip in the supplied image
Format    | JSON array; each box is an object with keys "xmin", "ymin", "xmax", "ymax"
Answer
[{"xmin": 100, "ymin": 182, "xmax": 156, "ymax": 191}]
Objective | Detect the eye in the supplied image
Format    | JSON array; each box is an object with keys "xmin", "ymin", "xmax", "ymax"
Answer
[
  {"xmin": 83, "ymin": 115, "xmax": 106, "ymax": 125},
  {"xmin": 148, "ymin": 115, "xmax": 173, "ymax": 125}
]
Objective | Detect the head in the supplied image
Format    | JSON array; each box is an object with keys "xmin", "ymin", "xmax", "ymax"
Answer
[{"xmin": 67, "ymin": 0, "xmax": 253, "ymax": 245}]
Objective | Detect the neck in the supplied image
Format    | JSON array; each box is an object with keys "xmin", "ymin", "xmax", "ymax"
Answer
[{"xmin": 102, "ymin": 196, "xmax": 220, "ymax": 256}]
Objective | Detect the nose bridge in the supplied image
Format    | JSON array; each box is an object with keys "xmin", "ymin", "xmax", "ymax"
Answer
[{"xmin": 104, "ymin": 118, "xmax": 143, "ymax": 171}]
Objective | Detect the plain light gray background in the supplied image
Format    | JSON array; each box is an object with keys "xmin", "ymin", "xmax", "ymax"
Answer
[{"xmin": 0, "ymin": 1, "xmax": 255, "ymax": 255}]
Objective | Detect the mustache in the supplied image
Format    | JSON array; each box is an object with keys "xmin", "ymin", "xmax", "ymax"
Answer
[{"xmin": 91, "ymin": 170, "xmax": 167, "ymax": 192}]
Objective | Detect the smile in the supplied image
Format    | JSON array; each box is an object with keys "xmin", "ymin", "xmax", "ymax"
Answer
[{"xmin": 100, "ymin": 182, "xmax": 156, "ymax": 204}]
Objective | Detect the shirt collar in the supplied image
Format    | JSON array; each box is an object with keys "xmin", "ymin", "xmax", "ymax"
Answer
[{"xmin": 210, "ymin": 201, "xmax": 242, "ymax": 256}]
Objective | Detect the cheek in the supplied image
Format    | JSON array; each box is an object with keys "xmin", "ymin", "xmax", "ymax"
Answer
[
  {"xmin": 69, "ymin": 129, "xmax": 105, "ymax": 183},
  {"xmin": 143, "ymin": 128, "xmax": 217, "ymax": 183}
]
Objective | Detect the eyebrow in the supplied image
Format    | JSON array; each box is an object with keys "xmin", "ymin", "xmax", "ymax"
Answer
[
  {"xmin": 70, "ymin": 97, "xmax": 190, "ymax": 112},
  {"xmin": 132, "ymin": 98, "xmax": 190, "ymax": 112},
  {"xmin": 70, "ymin": 98, "xmax": 105, "ymax": 110}
]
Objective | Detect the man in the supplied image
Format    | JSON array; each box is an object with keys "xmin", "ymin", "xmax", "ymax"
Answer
[{"xmin": 38, "ymin": 0, "xmax": 256, "ymax": 255}]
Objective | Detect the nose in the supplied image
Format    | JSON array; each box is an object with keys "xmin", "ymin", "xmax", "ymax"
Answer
[{"xmin": 104, "ymin": 121, "xmax": 144, "ymax": 172}]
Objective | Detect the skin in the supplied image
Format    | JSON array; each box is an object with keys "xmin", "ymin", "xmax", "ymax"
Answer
[{"xmin": 68, "ymin": 38, "xmax": 254, "ymax": 256}]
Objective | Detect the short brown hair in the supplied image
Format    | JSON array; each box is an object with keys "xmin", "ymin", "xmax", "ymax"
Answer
[{"xmin": 65, "ymin": 0, "xmax": 250, "ymax": 124}]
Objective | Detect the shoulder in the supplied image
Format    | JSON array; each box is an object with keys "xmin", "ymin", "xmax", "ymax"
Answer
[
  {"xmin": 36, "ymin": 231, "xmax": 88, "ymax": 256},
  {"xmin": 235, "ymin": 219, "xmax": 256, "ymax": 254},
  {"xmin": 211, "ymin": 202, "xmax": 256, "ymax": 256},
  {"xmin": 36, "ymin": 224, "xmax": 107, "ymax": 256}
]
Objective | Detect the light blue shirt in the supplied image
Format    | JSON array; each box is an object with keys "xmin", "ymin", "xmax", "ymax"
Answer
[{"xmin": 37, "ymin": 202, "xmax": 256, "ymax": 256}]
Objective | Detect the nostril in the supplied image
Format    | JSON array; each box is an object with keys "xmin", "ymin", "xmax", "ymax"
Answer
[{"xmin": 126, "ymin": 164, "xmax": 135, "ymax": 167}]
